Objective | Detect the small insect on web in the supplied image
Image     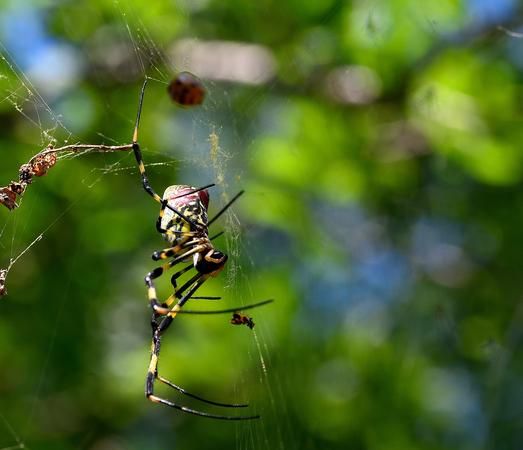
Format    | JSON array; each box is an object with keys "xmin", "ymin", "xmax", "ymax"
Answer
[
  {"xmin": 131, "ymin": 77, "xmax": 273, "ymax": 420},
  {"xmin": 231, "ymin": 312, "xmax": 256, "ymax": 330},
  {"xmin": 167, "ymin": 71, "xmax": 205, "ymax": 107}
]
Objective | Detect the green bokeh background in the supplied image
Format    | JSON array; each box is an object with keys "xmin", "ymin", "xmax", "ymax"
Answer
[{"xmin": 1, "ymin": 1, "xmax": 523, "ymax": 449}]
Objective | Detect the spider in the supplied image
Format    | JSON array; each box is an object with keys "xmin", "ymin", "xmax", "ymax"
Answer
[{"xmin": 131, "ymin": 79, "xmax": 271, "ymax": 420}]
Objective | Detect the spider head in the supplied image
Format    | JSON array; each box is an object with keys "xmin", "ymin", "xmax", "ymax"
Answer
[{"xmin": 196, "ymin": 249, "xmax": 228, "ymax": 275}]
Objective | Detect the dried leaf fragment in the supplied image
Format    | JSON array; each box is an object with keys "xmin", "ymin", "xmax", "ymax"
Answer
[
  {"xmin": 0, "ymin": 269, "xmax": 6, "ymax": 296},
  {"xmin": 0, "ymin": 186, "xmax": 18, "ymax": 210}
]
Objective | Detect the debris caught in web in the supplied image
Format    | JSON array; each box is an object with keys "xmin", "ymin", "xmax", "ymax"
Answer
[
  {"xmin": 0, "ymin": 268, "xmax": 6, "ymax": 297},
  {"xmin": 0, "ymin": 143, "xmax": 133, "ymax": 210}
]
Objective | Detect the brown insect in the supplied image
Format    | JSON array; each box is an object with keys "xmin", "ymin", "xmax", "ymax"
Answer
[
  {"xmin": 167, "ymin": 72, "xmax": 205, "ymax": 106},
  {"xmin": 231, "ymin": 312, "xmax": 256, "ymax": 329}
]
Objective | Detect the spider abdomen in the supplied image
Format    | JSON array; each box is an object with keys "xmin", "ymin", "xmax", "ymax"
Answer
[{"xmin": 161, "ymin": 185, "xmax": 209, "ymax": 244}]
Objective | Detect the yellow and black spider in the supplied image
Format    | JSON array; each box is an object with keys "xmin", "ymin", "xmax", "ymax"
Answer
[{"xmin": 131, "ymin": 79, "xmax": 272, "ymax": 420}]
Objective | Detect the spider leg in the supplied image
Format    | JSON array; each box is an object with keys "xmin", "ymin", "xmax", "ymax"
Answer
[
  {"xmin": 132, "ymin": 140, "xmax": 162, "ymax": 203},
  {"xmin": 168, "ymin": 265, "xmax": 222, "ymax": 301},
  {"xmin": 145, "ymin": 279, "xmax": 259, "ymax": 420},
  {"xmin": 207, "ymin": 191, "xmax": 245, "ymax": 227},
  {"xmin": 145, "ymin": 245, "xmax": 206, "ymax": 315},
  {"xmin": 134, "ymin": 81, "xmax": 210, "ymax": 204},
  {"xmin": 147, "ymin": 271, "xmax": 249, "ymax": 409},
  {"xmin": 146, "ymin": 337, "xmax": 258, "ymax": 419},
  {"xmin": 157, "ymin": 375, "xmax": 248, "ymax": 408},
  {"xmin": 157, "ymin": 272, "xmax": 202, "ymax": 313},
  {"xmin": 132, "ymin": 141, "xmax": 200, "ymax": 230},
  {"xmin": 147, "ymin": 266, "xmax": 196, "ymax": 332},
  {"xmin": 132, "ymin": 80, "xmax": 161, "ymax": 200},
  {"xmin": 151, "ymin": 239, "xmax": 201, "ymax": 261},
  {"xmin": 149, "ymin": 269, "xmax": 204, "ymax": 336},
  {"xmin": 149, "ymin": 261, "xmax": 209, "ymax": 332},
  {"xmin": 209, "ymin": 230, "xmax": 225, "ymax": 241},
  {"xmin": 132, "ymin": 80, "xmax": 203, "ymax": 229},
  {"xmin": 162, "ymin": 269, "xmax": 274, "ymax": 317},
  {"xmin": 172, "ymin": 184, "xmax": 215, "ymax": 200},
  {"xmin": 175, "ymin": 299, "xmax": 274, "ymax": 315}
]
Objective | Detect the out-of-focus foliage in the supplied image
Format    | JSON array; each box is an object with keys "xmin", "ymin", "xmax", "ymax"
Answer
[{"xmin": 1, "ymin": 0, "xmax": 523, "ymax": 449}]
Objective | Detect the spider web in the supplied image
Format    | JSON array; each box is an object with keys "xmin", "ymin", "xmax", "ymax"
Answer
[
  {"xmin": 4, "ymin": 2, "xmax": 521, "ymax": 450},
  {"xmin": 0, "ymin": 2, "xmax": 285, "ymax": 450}
]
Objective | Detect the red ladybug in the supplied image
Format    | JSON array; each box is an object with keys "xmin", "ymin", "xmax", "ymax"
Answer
[{"xmin": 167, "ymin": 72, "xmax": 205, "ymax": 106}]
